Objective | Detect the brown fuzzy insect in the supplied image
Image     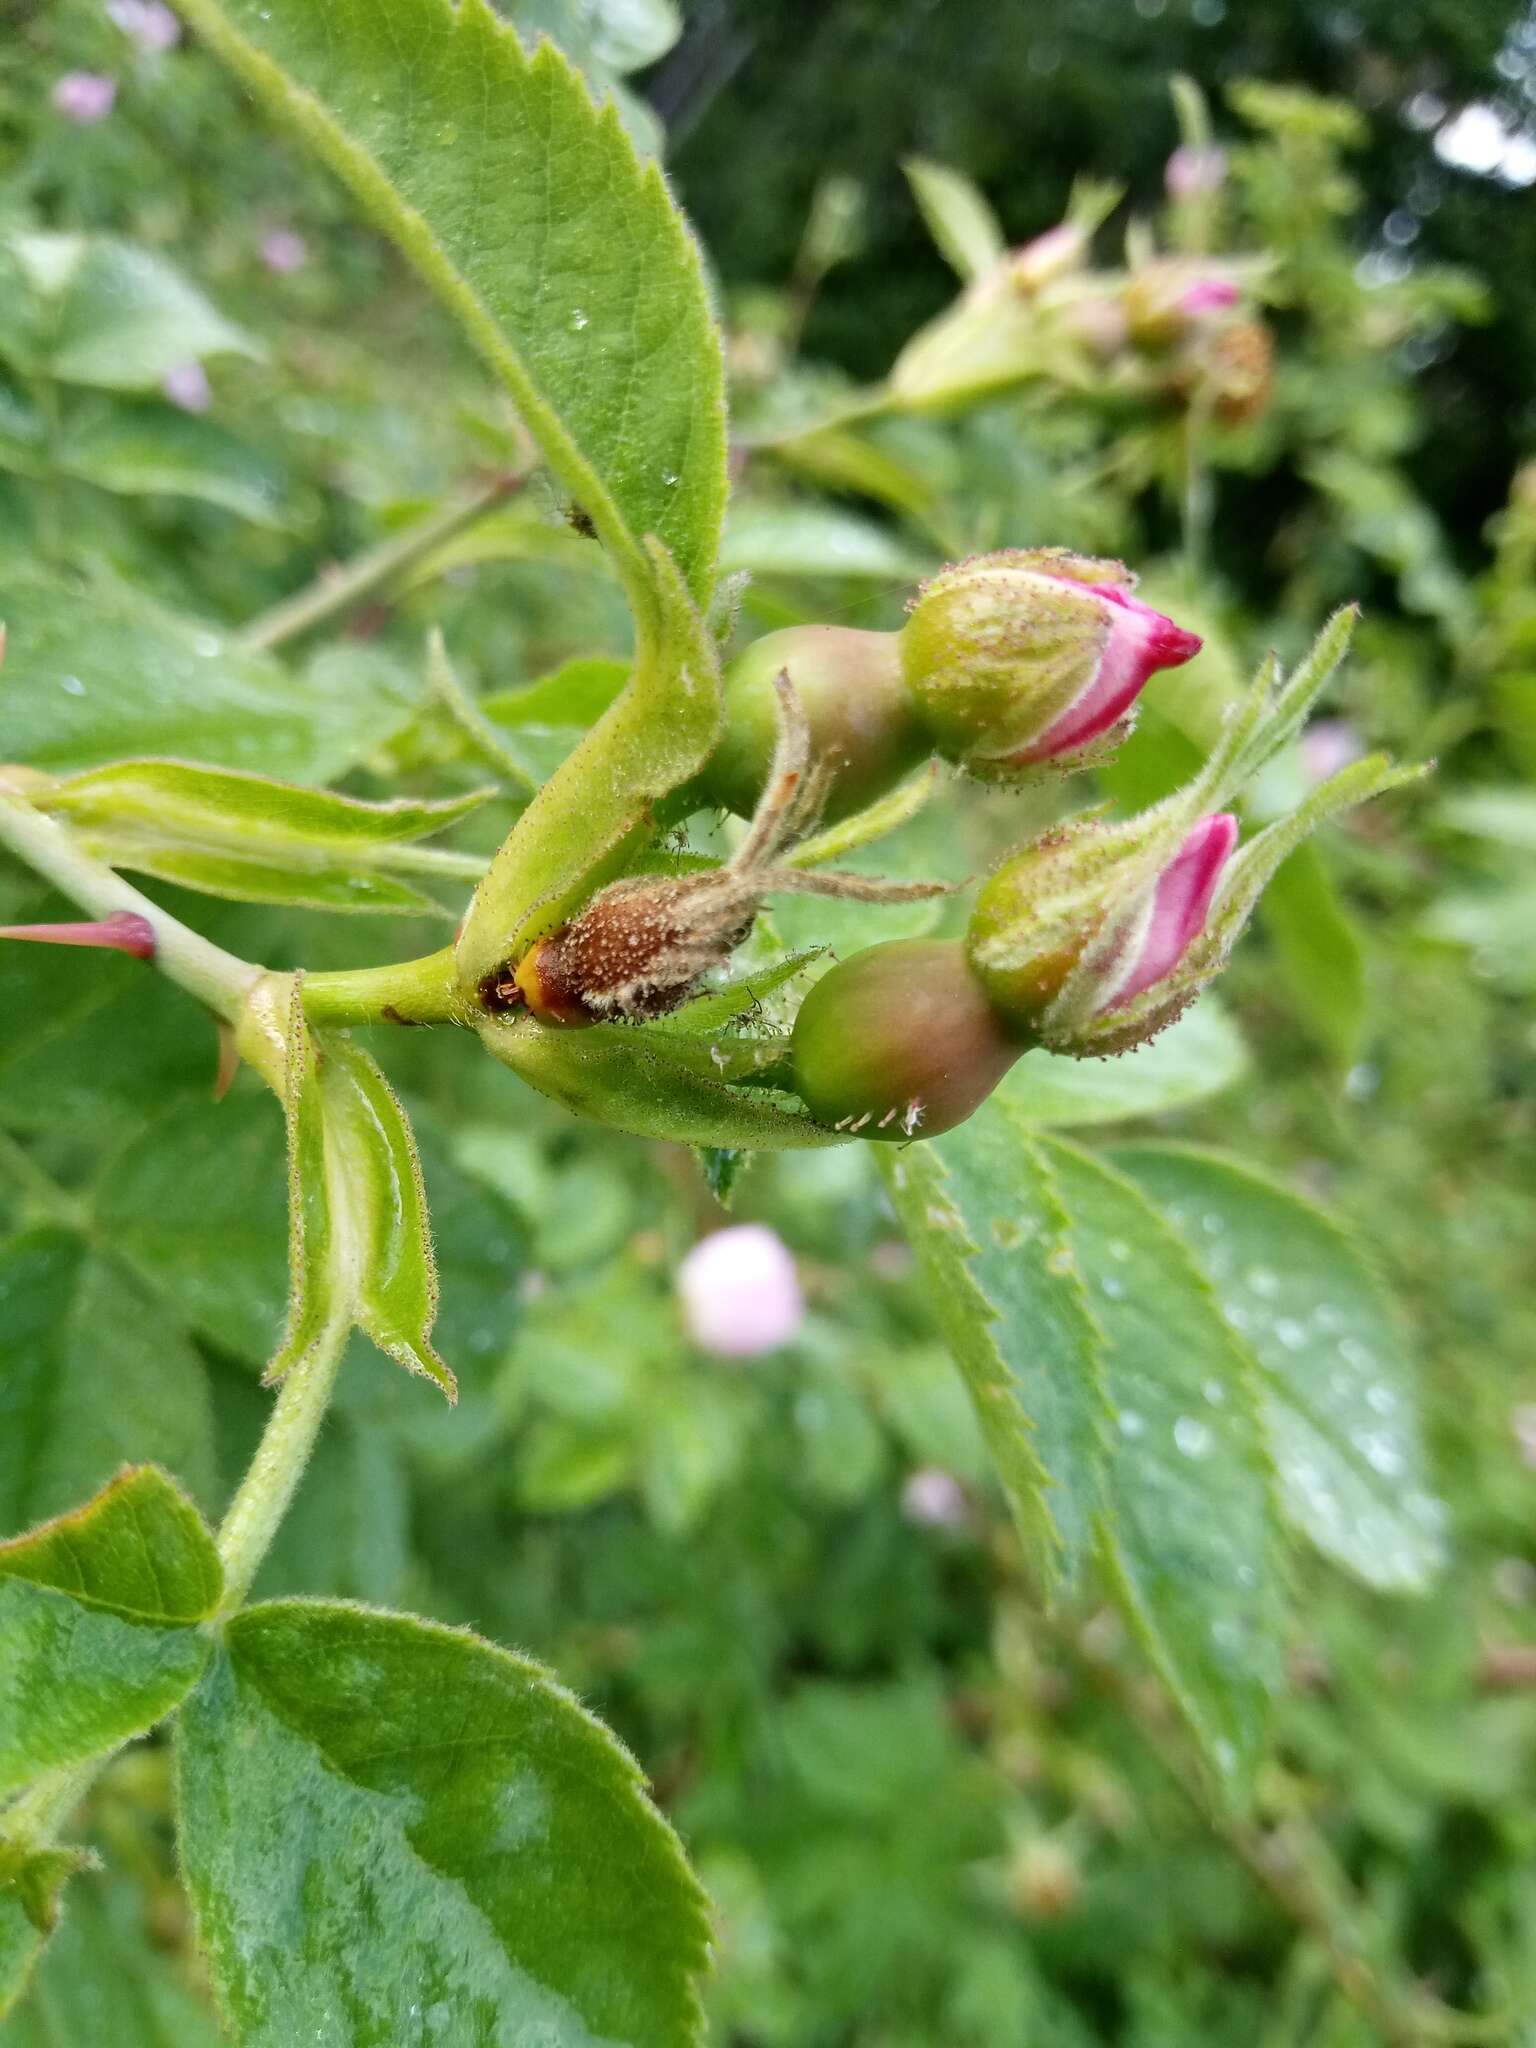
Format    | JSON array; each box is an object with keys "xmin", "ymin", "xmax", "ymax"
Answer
[{"xmin": 502, "ymin": 673, "xmax": 950, "ymax": 1026}]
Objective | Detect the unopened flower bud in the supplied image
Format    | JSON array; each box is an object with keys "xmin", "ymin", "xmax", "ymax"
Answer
[
  {"xmin": 678, "ymin": 1225, "xmax": 804, "ymax": 1358},
  {"xmin": 52, "ymin": 72, "xmax": 117, "ymax": 123},
  {"xmin": 1125, "ymin": 260, "xmax": 1244, "ymax": 346},
  {"xmin": 1007, "ymin": 1837, "xmax": 1082, "ymax": 1921},
  {"xmin": 161, "ymin": 360, "xmax": 211, "ymax": 414},
  {"xmin": 968, "ymin": 811, "xmax": 1237, "ymax": 1051},
  {"xmin": 1165, "ymin": 144, "xmax": 1228, "ymax": 200},
  {"xmin": 1008, "ymin": 222, "xmax": 1086, "ymax": 295},
  {"xmin": 697, "ymin": 625, "xmax": 925, "ymax": 825},
  {"xmin": 791, "ymin": 939, "xmax": 1024, "ymax": 1139},
  {"xmin": 901, "ymin": 550, "xmax": 1202, "ymax": 780}
]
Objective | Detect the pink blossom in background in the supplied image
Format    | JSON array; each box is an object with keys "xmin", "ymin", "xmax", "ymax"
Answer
[
  {"xmin": 1299, "ymin": 717, "xmax": 1364, "ymax": 786},
  {"xmin": 678, "ymin": 1224, "xmax": 804, "ymax": 1359},
  {"xmin": 107, "ymin": 0, "xmax": 181, "ymax": 52},
  {"xmin": 52, "ymin": 72, "xmax": 117, "ymax": 123},
  {"xmin": 162, "ymin": 360, "xmax": 212, "ymax": 413},
  {"xmin": 1165, "ymin": 145, "xmax": 1228, "ymax": 199},
  {"xmin": 261, "ymin": 228, "xmax": 310, "ymax": 275},
  {"xmin": 900, "ymin": 1467, "xmax": 969, "ymax": 1529},
  {"xmin": 1178, "ymin": 277, "xmax": 1241, "ymax": 318}
]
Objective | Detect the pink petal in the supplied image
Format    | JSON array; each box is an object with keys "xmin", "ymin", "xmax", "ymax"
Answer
[
  {"xmin": 1179, "ymin": 278, "xmax": 1241, "ymax": 317},
  {"xmin": 0, "ymin": 911, "xmax": 155, "ymax": 960},
  {"xmin": 1165, "ymin": 146, "xmax": 1228, "ymax": 199},
  {"xmin": 52, "ymin": 72, "xmax": 117, "ymax": 123},
  {"xmin": 1116, "ymin": 812, "xmax": 1238, "ymax": 1004},
  {"xmin": 1024, "ymin": 584, "xmax": 1203, "ymax": 762},
  {"xmin": 678, "ymin": 1224, "xmax": 804, "ymax": 1360}
]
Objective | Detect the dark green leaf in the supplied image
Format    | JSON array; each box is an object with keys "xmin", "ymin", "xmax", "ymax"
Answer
[
  {"xmin": 0, "ymin": 1232, "xmax": 217, "ymax": 1529},
  {"xmin": 1256, "ymin": 843, "xmax": 1367, "ymax": 1066},
  {"xmin": 998, "ymin": 999, "xmax": 1248, "ymax": 1127},
  {"xmin": 0, "ymin": 1467, "xmax": 220, "ymax": 1795},
  {"xmin": 1113, "ymin": 1145, "xmax": 1444, "ymax": 1592},
  {"xmin": 177, "ymin": 1600, "xmax": 711, "ymax": 2047}
]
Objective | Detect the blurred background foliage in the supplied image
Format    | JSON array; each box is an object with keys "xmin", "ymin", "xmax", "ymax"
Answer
[{"xmin": 1, "ymin": 1, "xmax": 1535, "ymax": 2043}]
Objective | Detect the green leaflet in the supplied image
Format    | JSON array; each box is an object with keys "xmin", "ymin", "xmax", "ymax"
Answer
[
  {"xmin": 3, "ymin": 233, "xmax": 258, "ymax": 392},
  {"xmin": 176, "ymin": 1599, "xmax": 711, "ymax": 2048},
  {"xmin": 902, "ymin": 158, "xmax": 1006, "ymax": 282},
  {"xmin": 1255, "ymin": 843, "xmax": 1367, "ymax": 1066},
  {"xmin": 174, "ymin": 0, "xmax": 726, "ymax": 620},
  {"xmin": 876, "ymin": 1124, "xmax": 1108, "ymax": 1592},
  {"xmin": 1113, "ymin": 1145, "xmax": 1444, "ymax": 1592},
  {"xmin": 54, "ymin": 402, "xmax": 291, "ymax": 527},
  {"xmin": 0, "ymin": 1868, "xmax": 225, "ymax": 2043},
  {"xmin": 0, "ymin": 1467, "xmax": 222, "ymax": 1796},
  {"xmin": 1040, "ymin": 1138, "xmax": 1284, "ymax": 1799},
  {"xmin": 272, "ymin": 995, "xmax": 452, "ymax": 1397},
  {"xmin": 0, "ymin": 1847, "xmax": 91, "ymax": 2024},
  {"xmin": 42, "ymin": 761, "xmax": 489, "ymax": 916},
  {"xmin": 997, "ymin": 997, "xmax": 1249, "ymax": 1127},
  {"xmin": 719, "ymin": 500, "xmax": 934, "ymax": 582},
  {"xmin": 1, "ymin": 571, "xmax": 416, "ymax": 781},
  {"xmin": 0, "ymin": 1232, "xmax": 217, "ymax": 1531}
]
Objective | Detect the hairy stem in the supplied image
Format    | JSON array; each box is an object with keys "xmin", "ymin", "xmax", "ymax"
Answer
[
  {"xmin": 0, "ymin": 785, "xmax": 260, "ymax": 1021},
  {"xmin": 214, "ymin": 1315, "xmax": 351, "ymax": 1615},
  {"xmin": 237, "ymin": 472, "xmax": 525, "ymax": 655},
  {"xmin": 300, "ymin": 944, "xmax": 466, "ymax": 1026}
]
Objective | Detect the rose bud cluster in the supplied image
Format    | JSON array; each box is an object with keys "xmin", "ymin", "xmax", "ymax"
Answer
[
  {"xmin": 791, "ymin": 606, "xmax": 1422, "ymax": 1139},
  {"xmin": 694, "ymin": 550, "xmax": 1203, "ymax": 826}
]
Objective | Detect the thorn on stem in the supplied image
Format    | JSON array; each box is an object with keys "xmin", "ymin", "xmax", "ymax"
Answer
[{"xmin": 0, "ymin": 910, "xmax": 156, "ymax": 961}]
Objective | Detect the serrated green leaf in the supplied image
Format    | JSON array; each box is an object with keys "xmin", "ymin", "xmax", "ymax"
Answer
[
  {"xmin": 1, "ymin": 571, "xmax": 416, "ymax": 781},
  {"xmin": 7, "ymin": 234, "xmax": 258, "ymax": 392},
  {"xmin": 0, "ymin": 1867, "xmax": 225, "ymax": 2043},
  {"xmin": 55, "ymin": 403, "xmax": 291, "ymax": 527},
  {"xmin": 0, "ymin": 1467, "xmax": 220, "ymax": 1795},
  {"xmin": 877, "ymin": 1118, "xmax": 1107, "ymax": 1590},
  {"xmin": 175, "ymin": 0, "xmax": 725, "ymax": 617},
  {"xmin": 484, "ymin": 656, "xmax": 632, "ymax": 732},
  {"xmin": 0, "ymin": 1232, "xmax": 217, "ymax": 1531},
  {"xmin": 0, "ymin": 1846, "xmax": 92, "ymax": 2024},
  {"xmin": 176, "ymin": 1599, "xmax": 711, "ymax": 2047},
  {"xmin": 1040, "ymin": 1138, "xmax": 1283, "ymax": 1797},
  {"xmin": 998, "ymin": 997, "xmax": 1248, "ymax": 1127},
  {"xmin": 1113, "ymin": 1145, "xmax": 1444, "ymax": 1592}
]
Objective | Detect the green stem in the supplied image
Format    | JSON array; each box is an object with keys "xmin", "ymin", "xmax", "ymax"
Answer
[
  {"xmin": 0, "ymin": 786, "xmax": 260, "ymax": 1022},
  {"xmin": 237, "ymin": 473, "xmax": 524, "ymax": 656},
  {"xmin": 0, "ymin": 1761, "xmax": 102, "ymax": 1850},
  {"xmin": 425, "ymin": 627, "xmax": 538, "ymax": 795},
  {"xmin": 214, "ymin": 1315, "xmax": 351, "ymax": 1615},
  {"xmin": 379, "ymin": 842, "xmax": 489, "ymax": 882},
  {"xmin": 300, "ymin": 944, "xmax": 466, "ymax": 1026}
]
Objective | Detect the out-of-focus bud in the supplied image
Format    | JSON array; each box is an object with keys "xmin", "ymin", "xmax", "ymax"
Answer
[
  {"xmin": 161, "ymin": 360, "xmax": 212, "ymax": 414},
  {"xmin": 1008, "ymin": 222, "xmax": 1086, "ymax": 295},
  {"xmin": 52, "ymin": 72, "xmax": 117, "ymax": 123},
  {"xmin": 1165, "ymin": 144, "xmax": 1228, "ymax": 199},
  {"xmin": 1178, "ymin": 278, "xmax": 1241, "ymax": 318},
  {"xmin": 260, "ymin": 228, "xmax": 309, "ymax": 275},
  {"xmin": 901, "ymin": 1466, "xmax": 970, "ymax": 1529},
  {"xmin": 967, "ymin": 605, "xmax": 1423, "ymax": 1058},
  {"xmin": 107, "ymin": 0, "xmax": 181, "ymax": 52},
  {"xmin": 697, "ymin": 625, "xmax": 925, "ymax": 825},
  {"xmin": 1206, "ymin": 317, "xmax": 1274, "ymax": 426},
  {"xmin": 968, "ymin": 812, "xmax": 1238, "ymax": 1051},
  {"xmin": 1125, "ymin": 259, "xmax": 1245, "ymax": 347},
  {"xmin": 1299, "ymin": 717, "xmax": 1363, "ymax": 786},
  {"xmin": 790, "ymin": 938, "xmax": 1025, "ymax": 1139},
  {"xmin": 1007, "ymin": 1836, "xmax": 1083, "ymax": 1921},
  {"xmin": 678, "ymin": 1224, "xmax": 804, "ymax": 1358},
  {"xmin": 901, "ymin": 549, "xmax": 1203, "ymax": 780}
]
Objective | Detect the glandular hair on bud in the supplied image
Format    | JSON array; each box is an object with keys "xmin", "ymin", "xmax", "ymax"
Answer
[
  {"xmin": 791, "ymin": 938, "xmax": 1024, "ymax": 1140},
  {"xmin": 696, "ymin": 625, "xmax": 926, "ymax": 825}
]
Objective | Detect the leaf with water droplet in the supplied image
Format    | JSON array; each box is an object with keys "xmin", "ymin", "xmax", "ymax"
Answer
[{"xmin": 1112, "ymin": 1144, "xmax": 1443, "ymax": 1594}]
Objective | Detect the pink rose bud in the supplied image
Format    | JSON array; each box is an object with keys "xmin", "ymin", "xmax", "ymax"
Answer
[
  {"xmin": 677, "ymin": 1224, "xmax": 804, "ymax": 1359},
  {"xmin": 900, "ymin": 1467, "xmax": 969, "ymax": 1529},
  {"xmin": 106, "ymin": 0, "xmax": 181, "ymax": 51},
  {"xmin": 1299, "ymin": 717, "xmax": 1363, "ymax": 786},
  {"xmin": 52, "ymin": 72, "xmax": 117, "ymax": 123},
  {"xmin": 1165, "ymin": 145, "xmax": 1228, "ymax": 199},
  {"xmin": 261, "ymin": 228, "xmax": 309, "ymax": 275},
  {"xmin": 1178, "ymin": 278, "xmax": 1241, "ymax": 318},
  {"xmin": 0, "ymin": 911, "xmax": 155, "ymax": 960},
  {"xmin": 901, "ymin": 549, "xmax": 1202, "ymax": 781},
  {"xmin": 162, "ymin": 360, "xmax": 211, "ymax": 413},
  {"xmin": 1109, "ymin": 813, "xmax": 1238, "ymax": 1004}
]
